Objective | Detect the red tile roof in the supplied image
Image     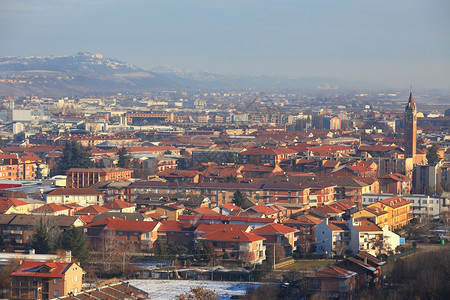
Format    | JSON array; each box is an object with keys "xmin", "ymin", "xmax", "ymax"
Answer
[
  {"xmin": 32, "ymin": 203, "xmax": 69, "ymax": 213},
  {"xmin": 102, "ymin": 200, "xmax": 135, "ymax": 210},
  {"xmin": 249, "ymin": 204, "xmax": 278, "ymax": 216},
  {"xmin": 86, "ymin": 218, "xmax": 160, "ymax": 232},
  {"xmin": 10, "ymin": 261, "xmax": 74, "ymax": 278},
  {"xmin": 353, "ymin": 220, "xmax": 382, "ymax": 232},
  {"xmin": 158, "ymin": 220, "xmax": 196, "ymax": 231},
  {"xmin": 197, "ymin": 230, "xmax": 265, "ymax": 243},
  {"xmin": 220, "ymin": 203, "xmax": 242, "ymax": 212},
  {"xmin": 194, "ymin": 223, "xmax": 251, "ymax": 234},
  {"xmin": 381, "ymin": 173, "xmax": 411, "ymax": 182},
  {"xmin": 379, "ymin": 196, "xmax": 411, "ymax": 209},
  {"xmin": 250, "ymin": 223, "xmax": 297, "ymax": 235},
  {"xmin": 75, "ymin": 205, "xmax": 111, "ymax": 215},
  {"xmin": 47, "ymin": 188, "xmax": 102, "ymax": 196},
  {"xmin": 193, "ymin": 207, "xmax": 221, "ymax": 216},
  {"xmin": 282, "ymin": 216, "xmax": 322, "ymax": 226}
]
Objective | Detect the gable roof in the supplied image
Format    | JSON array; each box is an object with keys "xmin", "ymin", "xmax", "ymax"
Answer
[
  {"xmin": 379, "ymin": 196, "xmax": 411, "ymax": 208},
  {"xmin": 282, "ymin": 215, "xmax": 322, "ymax": 226},
  {"xmin": 47, "ymin": 187, "xmax": 102, "ymax": 196},
  {"xmin": 328, "ymin": 220, "xmax": 349, "ymax": 231},
  {"xmin": 306, "ymin": 265, "xmax": 357, "ymax": 279},
  {"xmin": 197, "ymin": 230, "xmax": 265, "ymax": 243},
  {"xmin": 355, "ymin": 251, "xmax": 386, "ymax": 266},
  {"xmin": 75, "ymin": 205, "xmax": 111, "ymax": 215},
  {"xmin": 86, "ymin": 218, "xmax": 160, "ymax": 232},
  {"xmin": 250, "ymin": 223, "xmax": 298, "ymax": 235},
  {"xmin": 192, "ymin": 207, "xmax": 221, "ymax": 216},
  {"xmin": 353, "ymin": 220, "xmax": 383, "ymax": 232},
  {"xmin": 248, "ymin": 204, "xmax": 279, "ymax": 216},
  {"xmin": 31, "ymin": 203, "xmax": 69, "ymax": 213},
  {"xmin": 10, "ymin": 261, "xmax": 75, "ymax": 278},
  {"xmin": 194, "ymin": 223, "xmax": 251, "ymax": 234},
  {"xmin": 102, "ymin": 200, "xmax": 135, "ymax": 210}
]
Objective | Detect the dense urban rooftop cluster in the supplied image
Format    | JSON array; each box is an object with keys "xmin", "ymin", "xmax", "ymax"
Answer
[{"xmin": 0, "ymin": 90, "xmax": 449, "ymax": 299}]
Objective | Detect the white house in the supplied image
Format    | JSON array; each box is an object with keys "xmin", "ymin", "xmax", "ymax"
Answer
[
  {"xmin": 45, "ymin": 187, "xmax": 104, "ymax": 206},
  {"xmin": 315, "ymin": 218, "xmax": 402, "ymax": 256},
  {"xmin": 315, "ymin": 219, "xmax": 350, "ymax": 255}
]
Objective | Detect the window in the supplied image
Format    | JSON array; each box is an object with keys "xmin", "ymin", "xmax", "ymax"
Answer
[
  {"xmin": 312, "ymin": 279, "xmax": 319, "ymax": 289},
  {"xmin": 54, "ymin": 279, "xmax": 59, "ymax": 284},
  {"xmin": 54, "ymin": 290, "xmax": 59, "ymax": 297}
]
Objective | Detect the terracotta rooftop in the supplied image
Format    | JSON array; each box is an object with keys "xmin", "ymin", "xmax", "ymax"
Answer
[
  {"xmin": 379, "ymin": 196, "xmax": 411, "ymax": 208},
  {"xmin": 197, "ymin": 229, "xmax": 265, "ymax": 243},
  {"xmin": 250, "ymin": 223, "xmax": 298, "ymax": 235},
  {"xmin": 10, "ymin": 261, "xmax": 74, "ymax": 278},
  {"xmin": 47, "ymin": 187, "xmax": 102, "ymax": 196}
]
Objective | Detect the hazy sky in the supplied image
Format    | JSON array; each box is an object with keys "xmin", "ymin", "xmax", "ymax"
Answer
[{"xmin": 1, "ymin": 0, "xmax": 449, "ymax": 89}]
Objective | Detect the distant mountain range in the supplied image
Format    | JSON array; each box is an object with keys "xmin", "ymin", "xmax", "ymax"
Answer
[{"xmin": 0, "ymin": 53, "xmax": 366, "ymax": 96}]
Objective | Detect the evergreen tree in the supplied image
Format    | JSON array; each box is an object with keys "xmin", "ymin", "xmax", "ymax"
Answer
[
  {"xmin": 426, "ymin": 144, "xmax": 440, "ymax": 164},
  {"xmin": 62, "ymin": 226, "xmax": 90, "ymax": 266},
  {"xmin": 194, "ymin": 242, "xmax": 204, "ymax": 261},
  {"xmin": 154, "ymin": 242, "xmax": 169, "ymax": 263},
  {"xmin": 31, "ymin": 218, "xmax": 51, "ymax": 254},
  {"xmin": 203, "ymin": 242, "xmax": 216, "ymax": 264},
  {"xmin": 232, "ymin": 190, "xmax": 246, "ymax": 208},
  {"xmin": 57, "ymin": 141, "xmax": 93, "ymax": 174},
  {"xmin": 117, "ymin": 147, "xmax": 131, "ymax": 168}
]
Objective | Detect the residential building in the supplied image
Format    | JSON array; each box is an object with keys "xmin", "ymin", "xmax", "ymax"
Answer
[
  {"xmin": 196, "ymin": 230, "xmax": 266, "ymax": 264},
  {"xmin": 239, "ymin": 147, "xmax": 297, "ymax": 166},
  {"xmin": 304, "ymin": 266, "xmax": 357, "ymax": 299},
  {"xmin": 45, "ymin": 188, "xmax": 103, "ymax": 206},
  {"xmin": 10, "ymin": 261, "xmax": 84, "ymax": 299},
  {"xmin": 379, "ymin": 173, "xmax": 412, "ymax": 194},
  {"xmin": 66, "ymin": 168, "xmax": 133, "ymax": 188},
  {"xmin": 102, "ymin": 200, "xmax": 136, "ymax": 213},
  {"xmin": 250, "ymin": 223, "xmax": 298, "ymax": 254},
  {"xmin": 363, "ymin": 196, "xmax": 412, "ymax": 230},
  {"xmin": 362, "ymin": 193, "xmax": 445, "ymax": 220},
  {"xmin": 85, "ymin": 218, "xmax": 161, "ymax": 251},
  {"xmin": 0, "ymin": 215, "xmax": 85, "ymax": 245}
]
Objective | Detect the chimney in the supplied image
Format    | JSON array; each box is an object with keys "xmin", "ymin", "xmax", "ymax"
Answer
[{"xmin": 364, "ymin": 257, "xmax": 368, "ymax": 264}]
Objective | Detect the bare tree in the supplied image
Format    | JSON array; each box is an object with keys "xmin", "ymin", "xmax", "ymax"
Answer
[{"xmin": 298, "ymin": 238, "xmax": 312, "ymax": 254}]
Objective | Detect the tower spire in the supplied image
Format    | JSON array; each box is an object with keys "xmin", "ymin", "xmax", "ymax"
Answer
[
  {"xmin": 406, "ymin": 86, "xmax": 415, "ymax": 111},
  {"xmin": 408, "ymin": 85, "xmax": 413, "ymax": 104}
]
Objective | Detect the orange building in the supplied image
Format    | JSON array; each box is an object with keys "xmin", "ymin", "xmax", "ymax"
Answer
[
  {"xmin": 10, "ymin": 261, "xmax": 84, "ymax": 299},
  {"xmin": 66, "ymin": 168, "xmax": 133, "ymax": 188},
  {"xmin": 85, "ymin": 218, "xmax": 161, "ymax": 251}
]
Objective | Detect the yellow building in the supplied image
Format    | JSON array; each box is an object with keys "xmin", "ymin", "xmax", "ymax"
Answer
[
  {"xmin": 365, "ymin": 196, "xmax": 412, "ymax": 231},
  {"xmin": 352, "ymin": 206, "xmax": 389, "ymax": 229},
  {"xmin": 155, "ymin": 204, "xmax": 185, "ymax": 221}
]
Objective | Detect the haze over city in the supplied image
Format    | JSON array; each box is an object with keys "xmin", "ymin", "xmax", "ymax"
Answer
[{"xmin": 1, "ymin": 0, "xmax": 450, "ymax": 89}]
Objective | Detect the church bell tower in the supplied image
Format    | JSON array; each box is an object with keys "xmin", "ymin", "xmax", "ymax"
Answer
[{"xmin": 404, "ymin": 89, "xmax": 417, "ymax": 158}]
